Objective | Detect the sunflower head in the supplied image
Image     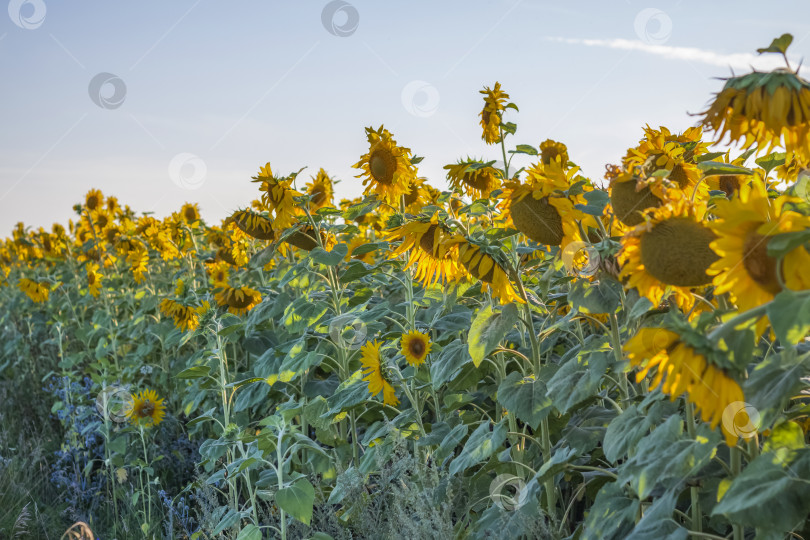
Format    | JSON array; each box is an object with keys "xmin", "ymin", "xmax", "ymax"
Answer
[
  {"xmin": 444, "ymin": 160, "xmax": 502, "ymax": 200},
  {"xmin": 305, "ymin": 168, "xmax": 334, "ymax": 211},
  {"xmin": 85, "ymin": 189, "xmax": 103, "ymax": 211},
  {"xmin": 354, "ymin": 126, "xmax": 417, "ymax": 204},
  {"xmin": 455, "ymin": 238, "xmax": 523, "ymax": 304},
  {"xmin": 360, "ymin": 340, "xmax": 399, "ymax": 406},
  {"xmin": 228, "ymin": 209, "xmax": 275, "ymax": 241},
  {"xmin": 214, "ymin": 284, "xmax": 262, "ymax": 316},
  {"xmin": 539, "ymin": 139, "xmax": 569, "ymax": 166},
  {"xmin": 400, "ymin": 330, "xmax": 431, "ymax": 367},
  {"xmin": 126, "ymin": 389, "xmax": 166, "ymax": 427},
  {"xmin": 479, "ymin": 82, "xmax": 510, "ymax": 144},
  {"xmin": 180, "ymin": 203, "xmax": 201, "ymax": 224}
]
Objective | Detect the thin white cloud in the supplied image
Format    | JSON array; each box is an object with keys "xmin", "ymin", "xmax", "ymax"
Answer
[{"xmin": 547, "ymin": 37, "xmax": 808, "ymax": 75}]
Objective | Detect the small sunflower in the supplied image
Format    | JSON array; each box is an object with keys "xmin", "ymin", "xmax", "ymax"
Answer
[
  {"xmin": 227, "ymin": 209, "xmax": 275, "ymax": 241},
  {"xmin": 354, "ymin": 126, "xmax": 417, "ymax": 204},
  {"xmin": 126, "ymin": 389, "xmax": 166, "ymax": 427},
  {"xmin": 539, "ymin": 139, "xmax": 569, "ymax": 166},
  {"xmin": 254, "ymin": 165, "xmax": 304, "ymax": 230},
  {"xmin": 453, "ymin": 238, "xmax": 523, "ymax": 304},
  {"xmin": 215, "ymin": 284, "xmax": 261, "ymax": 316},
  {"xmin": 618, "ymin": 197, "xmax": 718, "ymax": 313},
  {"xmin": 624, "ymin": 328, "xmax": 745, "ymax": 446},
  {"xmin": 126, "ymin": 244, "xmax": 149, "ymax": 283},
  {"xmin": 305, "ymin": 168, "xmax": 334, "ymax": 211},
  {"xmin": 479, "ymin": 82, "xmax": 510, "ymax": 144},
  {"xmin": 180, "ymin": 203, "xmax": 201, "ymax": 224},
  {"xmin": 403, "ymin": 177, "xmax": 439, "ymax": 213},
  {"xmin": 400, "ymin": 330, "xmax": 431, "ymax": 367},
  {"xmin": 708, "ymin": 178, "xmax": 810, "ymax": 336},
  {"xmin": 85, "ymin": 189, "xmax": 103, "ymax": 211},
  {"xmin": 17, "ymin": 277, "xmax": 49, "ymax": 302},
  {"xmin": 360, "ymin": 340, "xmax": 399, "ymax": 406},
  {"xmin": 86, "ymin": 263, "xmax": 102, "ymax": 297},
  {"xmin": 206, "ymin": 261, "xmax": 230, "ymax": 287},
  {"xmin": 444, "ymin": 160, "xmax": 502, "ymax": 200},
  {"xmin": 386, "ymin": 214, "xmax": 465, "ymax": 287}
]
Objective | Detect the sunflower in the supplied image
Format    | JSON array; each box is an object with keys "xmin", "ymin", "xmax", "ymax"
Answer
[
  {"xmin": 479, "ymin": 82, "xmax": 510, "ymax": 144},
  {"xmin": 701, "ymin": 67, "xmax": 810, "ymax": 162},
  {"xmin": 618, "ymin": 197, "xmax": 718, "ymax": 313},
  {"xmin": 444, "ymin": 160, "xmax": 502, "ymax": 200},
  {"xmin": 254, "ymin": 166, "xmax": 304, "ymax": 230},
  {"xmin": 345, "ymin": 235, "xmax": 376, "ymax": 264},
  {"xmin": 180, "ymin": 203, "xmax": 201, "ymax": 224},
  {"xmin": 539, "ymin": 139, "xmax": 569, "ymax": 166},
  {"xmin": 214, "ymin": 284, "xmax": 261, "ymax": 316},
  {"xmin": 305, "ymin": 168, "xmax": 334, "ymax": 211},
  {"xmin": 206, "ymin": 261, "xmax": 230, "ymax": 287},
  {"xmin": 17, "ymin": 277, "xmax": 49, "ymax": 302},
  {"xmin": 708, "ymin": 178, "xmax": 810, "ymax": 336},
  {"xmin": 500, "ymin": 179, "xmax": 582, "ymax": 247},
  {"xmin": 159, "ymin": 298, "xmax": 209, "ymax": 332},
  {"xmin": 624, "ymin": 328, "xmax": 745, "ymax": 446},
  {"xmin": 454, "ymin": 238, "xmax": 523, "ymax": 304},
  {"xmin": 126, "ymin": 389, "xmax": 166, "ymax": 427},
  {"xmin": 401, "ymin": 330, "xmax": 431, "ymax": 367},
  {"xmin": 386, "ymin": 214, "xmax": 465, "ymax": 287},
  {"xmin": 86, "ymin": 263, "xmax": 102, "ymax": 297},
  {"xmin": 403, "ymin": 177, "xmax": 439, "ymax": 213},
  {"xmin": 126, "ymin": 244, "xmax": 149, "ymax": 283},
  {"xmin": 609, "ymin": 172, "xmax": 664, "ymax": 226},
  {"xmin": 354, "ymin": 126, "xmax": 417, "ymax": 204},
  {"xmin": 227, "ymin": 209, "xmax": 275, "ymax": 241},
  {"xmin": 360, "ymin": 340, "xmax": 399, "ymax": 406},
  {"xmin": 85, "ymin": 189, "xmax": 103, "ymax": 211}
]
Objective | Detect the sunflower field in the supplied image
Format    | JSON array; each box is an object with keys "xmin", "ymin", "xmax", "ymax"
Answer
[{"xmin": 3, "ymin": 34, "xmax": 810, "ymax": 540}]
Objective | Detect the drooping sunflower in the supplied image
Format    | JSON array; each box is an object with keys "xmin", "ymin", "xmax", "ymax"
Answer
[
  {"xmin": 159, "ymin": 298, "xmax": 209, "ymax": 332},
  {"xmin": 618, "ymin": 197, "xmax": 718, "ymax": 313},
  {"xmin": 708, "ymin": 178, "xmax": 810, "ymax": 336},
  {"xmin": 479, "ymin": 82, "xmax": 510, "ymax": 144},
  {"xmin": 386, "ymin": 214, "xmax": 465, "ymax": 287},
  {"xmin": 453, "ymin": 237, "xmax": 523, "ymax": 304},
  {"xmin": 624, "ymin": 328, "xmax": 745, "ymax": 446},
  {"xmin": 701, "ymin": 63, "xmax": 810, "ymax": 162},
  {"xmin": 227, "ymin": 209, "xmax": 275, "ymax": 241},
  {"xmin": 305, "ymin": 168, "xmax": 334, "ymax": 211},
  {"xmin": 360, "ymin": 340, "xmax": 399, "ymax": 406},
  {"xmin": 400, "ymin": 330, "xmax": 431, "ymax": 367},
  {"xmin": 17, "ymin": 277, "xmax": 49, "ymax": 302},
  {"xmin": 126, "ymin": 389, "xmax": 166, "ymax": 427},
  {"xmin": 609, "ymin": 172, "xmax": 665, "ymax": 226},
  {"xmin": 254, "ymin": 165, "xmax": 305, "ymax": 230},
  {"xmin": 86, "ymin": 263, "xmax": 102, "ymax": 297},
  {"xmin": 214, "ymin": 283, "xmax": 262, "ymax": 316},
  {"xmin": 85, "ymin": 189, "xmax": 103, "ymax": 211},
  {"xmin": 444, "ymin": 159, "xmax": 502, "ymax": 200},
  {"xmin": 539, "ymin": 139, "xmax": 569, "ymax": 166},
  {"xmin": 354, "ymin": 126, "xmax": 417, "ymax": 204}
]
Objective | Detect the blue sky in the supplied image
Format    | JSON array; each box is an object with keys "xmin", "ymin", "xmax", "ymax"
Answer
[{"xmin": 1, "ymin": 0, "xmax": 809, "ymax": 234}]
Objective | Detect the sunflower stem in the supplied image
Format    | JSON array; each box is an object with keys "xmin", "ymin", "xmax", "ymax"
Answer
[
  {"xmin": 685, "ymin": 402, "xmax": 703, "ymax": 533},
  {"xmin": 730, "ymin": 445, "xmax": 743, "ymax": 540}
]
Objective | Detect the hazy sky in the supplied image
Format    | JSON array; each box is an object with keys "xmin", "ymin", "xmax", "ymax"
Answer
[{"xmin": 2, "ymin": 1, "xmax": 809, "ymax": 235}]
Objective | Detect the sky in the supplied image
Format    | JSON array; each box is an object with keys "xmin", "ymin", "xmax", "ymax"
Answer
[{"xmin": 1, "ymin": 0, "xmax": 809, "ymax": 235}]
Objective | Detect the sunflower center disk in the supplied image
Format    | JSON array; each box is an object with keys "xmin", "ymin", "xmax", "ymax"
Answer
[
  {"xmin": 418, "ymin": 224, "xmax": 438, "ymax": 255},
  {"xmin": 140, "ymin": 401, "xmax": 155, "ymax": 417},
  {"xmin": 743, "ymin": 232, "xmax": 782, "ymax": 294},
  {"xmin": 640, "ymin": 218, "xmax": 719, "ymax": 287},
  {"xmin": 369, "ymin": 149, "xmax": 396, "ymax": 185},
  {"xmin": 610, "ymin": 180, "xmax": 662, "ymax": 226},
  {"xmin": 510, "ymin": 195, "xmax": 564, "ymax": 246},
  {"xmin": 409, "ymin": 339, "xmax": 425, "ymax": 357}
]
